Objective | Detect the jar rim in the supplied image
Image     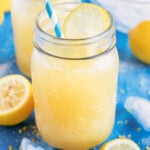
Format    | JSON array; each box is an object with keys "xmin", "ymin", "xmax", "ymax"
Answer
[
  {"xmin": 35, "ymin": 2, "xmax": 114, "ymax": 44},
  {"xmin": 34, "ymin": 2, "xmax": 116, "ymax": 60},
  {"xmin": 34, "ymin": 41, "xmax": 116, "ymax": 60}
]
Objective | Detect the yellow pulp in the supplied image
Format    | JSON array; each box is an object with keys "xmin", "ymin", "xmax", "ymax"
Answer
[{"xmin": 32, "ymin": 47, "xmax": 118, "ymax": 149}]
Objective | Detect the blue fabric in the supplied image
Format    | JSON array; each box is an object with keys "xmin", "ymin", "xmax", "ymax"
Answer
[{"xmin": 0, "ymin": 2, "xmax": 150, "ymax": 150}]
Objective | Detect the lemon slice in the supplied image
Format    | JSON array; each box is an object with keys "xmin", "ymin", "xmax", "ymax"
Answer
[
  {"xmin": 100, "ymin": 139, "xmax": 140, "ymax": 150},
  {"xmin": 63, "ymin": 3, "xmax": 110, "ymax": 39},
  {"xmin": 0, "ymin": 75, "xmax": 34, "ymax": 126}
]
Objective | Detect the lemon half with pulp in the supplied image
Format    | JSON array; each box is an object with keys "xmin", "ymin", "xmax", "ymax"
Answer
[
  {"xmin": 0, "ymin": 75, "xmax": 34, "ymax": 126},
  {"xmin": 100, "ymin": 139, "xmax": 140, "ymax": 150}
]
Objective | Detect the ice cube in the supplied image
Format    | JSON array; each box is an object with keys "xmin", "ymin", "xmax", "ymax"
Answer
[
  {"xmin": 21, "ymin": 138, "xmax": 46, "ymax": 150},
  {"xmin": 124, "ymin": 96, "xmax": 150, "ymax": 131},
  {"xmin": 0, "ymin": 62, "xmax": 11, "ymax": 77}
]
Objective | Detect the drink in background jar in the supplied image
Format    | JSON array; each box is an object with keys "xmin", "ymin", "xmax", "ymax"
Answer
[{"xmin": 11, "ymin": 0, "xmax": 81, "ymax": 77}]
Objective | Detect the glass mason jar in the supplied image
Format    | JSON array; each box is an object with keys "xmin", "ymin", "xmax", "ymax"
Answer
[
  {"xmin": 32, "ymin": 3, "xmax": 119, "ymax": 150},
  {"xmin": 11, "ymin": 0, "xmax": 81, "ymax": 77}
]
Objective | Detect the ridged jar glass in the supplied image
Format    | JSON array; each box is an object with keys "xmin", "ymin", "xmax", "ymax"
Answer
[{"xmin": 31, "ymin": 3, "xmax": 119, "ymax": 150}]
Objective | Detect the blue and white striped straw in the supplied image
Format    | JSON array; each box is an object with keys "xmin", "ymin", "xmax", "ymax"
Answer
[{"xmin": 45, "ymin": 0, "xmax": 63, "ymax": 38}]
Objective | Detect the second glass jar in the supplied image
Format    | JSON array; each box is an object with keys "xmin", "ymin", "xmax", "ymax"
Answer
[{"xmin": 11, "ymin": 0, "xmax": 81, "ymax": 77}]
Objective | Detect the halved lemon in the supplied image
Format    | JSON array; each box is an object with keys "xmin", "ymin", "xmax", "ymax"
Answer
[
  {"xmin": 0, "ymin": 75, "xmax": 34, "ymax": 126},
  {"xmin": 63, "ymin": 3, "xmax": 110, "ymax": 39},
  {"xmin": 100, "ymin": 139, "xmax": 140, "ymax": 150}
]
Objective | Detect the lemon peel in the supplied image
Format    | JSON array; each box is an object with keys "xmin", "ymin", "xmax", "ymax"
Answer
[
  {"xmin": 0, "ymin": 0, "xmax": 11, "ymax": 24},
  {"xmin": 129, "ymin": 21, "xmax": 150, "ymax": 64}
]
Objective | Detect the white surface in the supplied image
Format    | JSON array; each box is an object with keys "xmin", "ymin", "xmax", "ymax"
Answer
[{"xmin": 91, "ymin": 0, "xmax": 150, "ymax": 33}]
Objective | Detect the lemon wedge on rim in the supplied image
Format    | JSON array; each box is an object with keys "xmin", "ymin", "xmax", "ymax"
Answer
[
  {"xmin": 0, "ymin": 75, "xmax": 34, "ymax": 126},
  {"xmin": 63, "ymin": 3, "xmax": 110, "ymax": 39},
  {"xmin": 100, "ymin": 139, "xmax": 140, "ymax": 150}
]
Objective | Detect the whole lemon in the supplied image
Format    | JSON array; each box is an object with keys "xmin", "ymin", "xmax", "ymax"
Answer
[{"xmin": 129, "ymin": 21, "xmax": 150, "ymax": 64}]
